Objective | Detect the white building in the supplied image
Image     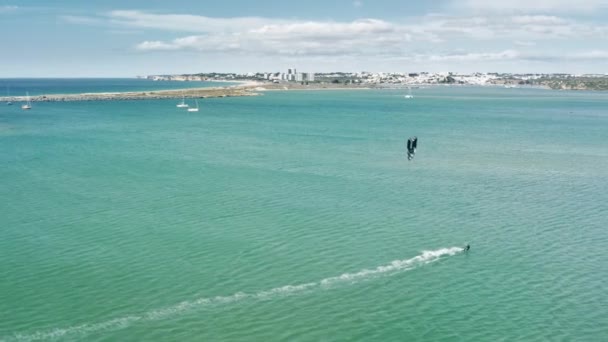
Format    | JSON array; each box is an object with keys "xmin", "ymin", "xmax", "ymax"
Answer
[
  {"xmin": 279, "ymin": 68, "xmax": 315, "ymax": 82},
  {"xmin": 292, "ymin": 72, "xmax": 315, "ymax": 82}
]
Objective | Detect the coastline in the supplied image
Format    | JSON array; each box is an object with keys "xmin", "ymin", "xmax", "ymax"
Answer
[
  {"xmin": 0, "ymin": 80, "xmax": 584, "ymax": 103},
  {"xmin": 0, "ymin": 84, "xmax": 261, "ymax": 102},
  {"xmin": 251, "ymin": 82, "xmax": 373, "ymax": 91},
  {"xmin": 0, "ymin": 81, "xmax": 374, "ymax": 102}
]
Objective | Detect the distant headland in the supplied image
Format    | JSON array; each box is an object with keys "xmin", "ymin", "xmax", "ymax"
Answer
[
  {"xmin": 0, "ymin": 84, "xmax": 260, "ymax": 103},
  {"xmin": 2, "ymin": 70, "xmax": 607, "ymax": 103},
  {"xmin": 144, "ymin": 70, "xmax": 608, "ymax": 91}
]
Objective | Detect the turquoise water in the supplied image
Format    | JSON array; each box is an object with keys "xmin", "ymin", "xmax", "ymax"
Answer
[
  {"xmin": 1, "ymin": 87, "xmax": 607, "ymax": 341},
  {"xmin": 0, "ymin": 78, "xmax": 236, "ymax": 96}
]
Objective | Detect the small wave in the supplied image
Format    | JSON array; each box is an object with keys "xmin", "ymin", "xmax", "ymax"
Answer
[{"xmin": 3, "ymin": 247, "xmax": 463, "ymax": 342}]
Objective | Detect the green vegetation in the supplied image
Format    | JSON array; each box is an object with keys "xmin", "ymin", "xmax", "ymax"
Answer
[
  {"xmin": 532, "ymin": 76, "xmax": 608, "ymax": 91},
  {"xmin": 439, "ymin": 75, "xmax": 458, "ymax": 84}
]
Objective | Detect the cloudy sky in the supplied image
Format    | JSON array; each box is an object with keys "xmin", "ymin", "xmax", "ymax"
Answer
[{"xmin": 1, "ymin": 0, "xmax": 608, "ymax": 77}]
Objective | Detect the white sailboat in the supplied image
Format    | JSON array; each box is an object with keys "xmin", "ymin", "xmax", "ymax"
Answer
[
  {"xmin": 6, "ymin": 86, "xmax": 12, "ymax": 105},
  {"xmin": 176, "ymin": 95, "xmax": 189, "ymax": 108},
  {"xmin": 187, "ymin": 99, "xmax": 199, "ymax": 112},
  {"xmin": 404, "ymin": 87, "xmax": 413, "ymax": 99},
  {"xmin": 21, "ymin": 92, "xmax": 32, "ymax": 110}
]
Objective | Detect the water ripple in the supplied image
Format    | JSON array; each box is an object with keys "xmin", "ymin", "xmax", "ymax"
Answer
[{"xmin": 1, "ymin": 247, "xmax": 464, "ymax": 342}]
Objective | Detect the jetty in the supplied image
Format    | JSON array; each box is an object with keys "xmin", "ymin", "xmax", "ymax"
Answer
[
  {"xmin": 0, "ymin": 86, "xmax": 259, "ymax": 103},
  {"xmin": 0, "ymin": 81, "xmax": 380, "ymax": 104}
]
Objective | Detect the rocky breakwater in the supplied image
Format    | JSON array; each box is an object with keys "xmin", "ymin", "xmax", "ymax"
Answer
[{"xmin": 0, "ymin": 86, "xmax": 259, "ymax": 103}]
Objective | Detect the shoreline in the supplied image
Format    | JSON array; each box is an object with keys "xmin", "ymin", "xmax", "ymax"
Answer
[
  {"xmin": 0, "ymin": 84, "xmax": 261, "ymax": 102},
  {"xmin": 0, "ymin": 81, "xmax": 374, "ymax": 102},
  {"xmin": 0, "ymin": 81, "xmax": 587, "ymax": 103}
]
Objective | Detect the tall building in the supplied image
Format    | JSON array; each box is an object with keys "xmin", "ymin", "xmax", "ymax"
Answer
[
  {"xmin": 293, "ymin": 72, "xmax": 315, "ymax": 82},
  {"xmin": 283, "ymin": 69, "xmax": 314, "ymax": 82}
]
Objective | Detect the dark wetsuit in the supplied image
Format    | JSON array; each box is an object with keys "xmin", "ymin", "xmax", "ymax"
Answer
[{"xmin": 407, "ymin": 137, "xmax": 417, "ymax": 160}]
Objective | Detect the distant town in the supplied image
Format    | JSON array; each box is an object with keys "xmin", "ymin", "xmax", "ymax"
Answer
[{"xmin": 142, "ymin": 69, "xmax": 608, "ymax": 91}]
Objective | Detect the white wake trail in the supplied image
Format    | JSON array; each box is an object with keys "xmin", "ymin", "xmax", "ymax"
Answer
[
  {"xmin": 3, "ymin": 246, "xmax": 463, "ymax": 342},
  {"xmin": 320, "ymin": 246, "xmax": 463, "ymax": 286}
]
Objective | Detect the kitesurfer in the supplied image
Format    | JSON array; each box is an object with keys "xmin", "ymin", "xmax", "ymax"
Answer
[
  {"xmin": 407, "ymin": 136, "xmax": 418, "ymax": 160},
  {"xmin": 464, "ymin": 244, "xmax": 470, "ymax": 252}
]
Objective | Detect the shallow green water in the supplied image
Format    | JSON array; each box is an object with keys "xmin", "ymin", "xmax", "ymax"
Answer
[{"xmin": 1, "ymin": 87, "xmax": 607, "ymax": 341}]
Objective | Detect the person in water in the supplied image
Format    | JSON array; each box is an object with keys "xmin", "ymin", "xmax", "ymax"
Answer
[
  {"xmin": 407, "ymin": 137, "xmax": 416, "ymax": 160},
  {"xmin": 464, "ymin": 244, "xmax": 470, "ymax": 252}
]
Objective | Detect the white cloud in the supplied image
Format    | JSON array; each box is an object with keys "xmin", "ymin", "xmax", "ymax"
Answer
[
  {"xmin": 385, "ymin": 49, "xmax": 608, "ymax": 65},
  {"xmin": 250, "ymin": 19, "xmax": 396, "ymax": 39},
  {"xmin": 60, "ymin": 9, "xmax": 608, "ymax": 71},
  {"xmin": 424, "ymin": 50, "xmax": 520, "ymax": 62},
  {"xmin": 510, "ymin": 15, "xmax": 566, "ymax": 25},
  {"xmin": 411, "ymin": 14, "xmax": 608, "ymax": 40},
  {"xmin": 136, "ymin": 20, "xmax": 410, "ymax": 57},
  {"xmin": 131, "ymin": 16, "xmax": 411, "ymax": 56},
  {"xmin": 455, "ymin": 0, "xmax": 608, "ymax": 13},
  {"xmin": 0, "ymin": 5, "xmax": 18, "ymax": 13},
  {"xmin": 570, "ymin": 50, "xmax": 608, "ymax": 59},
  {"xmin": 108, "ymin": 10, "xmax": 286, "ymax": 33},
  {"xmin": 99, "ymin": 10, "xmax": 608, "ymax": 43},
  {"xmin": 123, "ymin": 11, "xmax": 607, "ymax": 57},
  {"xmin": 494, "ymin": 50, "xmax": 608, "ymax": 61},
  {"xmin": 61, "ymin": 15, "xmax": 106, "ymax": 25},
  {"xmin": 136, "ymin": 40, "xmax": 180, "ymax": 50},
  {"xmin": 514, "ymin": 40, "xmax": 537, "ymax": 46}
]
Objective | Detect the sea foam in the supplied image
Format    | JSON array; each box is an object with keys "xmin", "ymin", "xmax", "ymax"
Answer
[{"xmin": 3, "ymin": 247, "xmax": 463, "ymax": 342}]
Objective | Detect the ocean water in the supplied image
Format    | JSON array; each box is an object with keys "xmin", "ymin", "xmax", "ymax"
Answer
[
  {"xmin": 0, "ymin": 78, "xmax": 237, "ymax": 96},
  {"xmin": 1, "ymin": 86, "xmax": 607, "ymax": 341}
]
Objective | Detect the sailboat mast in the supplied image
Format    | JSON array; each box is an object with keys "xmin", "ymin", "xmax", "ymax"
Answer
[{"xmin": 6, "ymin": 86, "xmax": 12, "ymax": 105}]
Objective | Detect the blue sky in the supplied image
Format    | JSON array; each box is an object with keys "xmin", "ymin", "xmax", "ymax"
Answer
[{"xmin": 1, "ymin": 0, "xmax": 608, "ymax": 77}]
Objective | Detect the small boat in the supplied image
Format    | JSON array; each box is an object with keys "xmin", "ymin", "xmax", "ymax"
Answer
[
  {"xmin": 187, "ymin": 99, "xmax": 199, "ymax": 112},
  {"xmin": 404, "ymin": 87, "xmax": 413, "ymax": 99},
  {"xmin": 6, "ymin": 86, "xmax": 12, "ymax": 105},
  {"xmin": 21, "ymin": 92, "xmax": 32, "ymax": 110},
  {"xmin": 176, "ymin": 95, "xmax": 189, "ymax": 108}
]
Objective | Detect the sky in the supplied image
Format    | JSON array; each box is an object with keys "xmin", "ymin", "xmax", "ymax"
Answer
[{"xmin": 1, "ymin": 0, "xmax": 608, "ymax": 77}]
